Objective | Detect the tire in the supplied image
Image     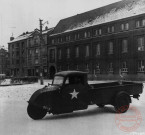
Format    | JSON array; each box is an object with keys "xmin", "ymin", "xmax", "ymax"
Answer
[
  {"xmin": 114, "ymin": 93, "xmax": 130, "ymax": 113},
  {"xmin": 27, "ymin": 104, "xmax": 47, "ymax": 120},
  {"xmin": 97, "ymin": 104, "xmax": 105, "ymax": 108}
]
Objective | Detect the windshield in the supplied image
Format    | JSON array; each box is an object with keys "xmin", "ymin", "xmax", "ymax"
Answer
[{"xmin": 53, "ymin": 76, "xmax": 64, "ymax": 85}]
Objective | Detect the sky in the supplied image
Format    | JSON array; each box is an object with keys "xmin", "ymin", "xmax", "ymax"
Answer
[{"xmin": 0, "ymin": 0, "xmax": 121, "ymax": 49}]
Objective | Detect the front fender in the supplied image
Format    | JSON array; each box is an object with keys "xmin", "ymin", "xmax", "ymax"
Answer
[{"xmin": 28, "ymin": 86, "xmax": 58, "ymax": 108}]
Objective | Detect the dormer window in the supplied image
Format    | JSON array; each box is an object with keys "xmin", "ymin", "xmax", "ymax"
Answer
[
  {"xmin": 84, "ymin": 32, "xmax": 87, "ymax": 38},
  {"xmin": 136, "ymin": 21, "xmax": 140, "ymax": 28},
  {"xmin": 142, "ymin": 19, "xmax": 145, "ymax": 26},
  {"xmin": 99, "ymin": 29, "xmax": 102, "ymax": 35},
  {"xmin": 95, "ymin": 29, "xmax": 98, "ymax": 36},
  {"xmin": 74, "ymin": 33, "xmax": 79, "ymax": 40},
  {"xmin": 84, "ymin": 31, "xmax": 91, "ymax": 38},
  {"xmin": 107, "ymin": 26, "xmax": 114, "ymax": 33},
  {"xmin": 121, "ymin": 23, "xmax": 129, "ymax": 31}
]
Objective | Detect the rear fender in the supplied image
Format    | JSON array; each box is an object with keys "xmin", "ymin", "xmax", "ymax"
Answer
[{"xmin": 113, "ymin": 91, "xmax": 131, "ymax": 105}]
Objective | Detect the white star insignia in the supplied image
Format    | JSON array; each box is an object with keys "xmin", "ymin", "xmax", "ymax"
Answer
[{"xmin": 70, "ymin": 89, "xmax": 79, "ymax": 99}]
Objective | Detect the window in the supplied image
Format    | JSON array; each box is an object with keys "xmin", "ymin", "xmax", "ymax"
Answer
[
  {"xmin": 107, "ymin": 26, "xmax": 114, "ymax": 33},
  {"xmin": 95, "ymin": 29, "xmax": 98, "ymax": 36},
  {"xmin": 84, "ymin": 31, "xmax": 90, "ymax": 38},
  {"xmin": 75, "ymin": 64, "xmax": 79, "ymax": 70},
  {"xmin": 51, "ymin": 39, "xmax": 54, "ymax": 44},
  {"xmin": 60, "ymin": 38, "xmax": 63, "ymax": 43},
  {"xmin": 75, "ymin": 46, "xmax": 79, "ymax": 58},
  {"xmin": 138, "ymin": 60, "xmax": 144, "ymax": 72},
  {"xmin": 96, "ymin": 63, "xmax": 100, "ymax": 74},
  {"xmin": 74, "ymin": 33, "xmax": 79, "ymax": 40},
  {"xmin": 67, "ymin": 64, "xmax": 70, "ymax": 70},
  {"xmin": 34, "ymin": 36, "xmax": 39, "ymax": 45},
  {"xmin": 107, "ymin": 27, "xmax": 110, "ymax": 33},
  {"xmin": 16, "ymin": 60, "xmax": 19, "ymax": 64},
  {"xmin": 96, "ymin": 44, "xmax": 100, "ymax": 56},
  {"xmin": 58, "ymin": 49, "xmax": 62, "ymax": 60},
  {"xmin": 35, "ymin": 48, "xmax": 39, "ymax": 54},
  {"xmin": 122, "ymin": 39, "xmax": 128, "ymax": 53},
  {"xmin": 136, "ymin": 21, "xmax": 140, "ymax": 28},
  {"xmin": 121, "ymin": 23, "xmax": 129, "ymax": 31},
  {"xmin": 136, "ymin": 19, "xmax": 145, "ymax": 28},
  {"xmin": 66, "ymin": 35, "xmax": 70, "ymax": 41},
  {"xmin": 125, "ymin": 23, "xmax": 129, "ymax": 30},
  {"xmin": 121, "ymin": 24, "xmax": 124, "ymax": 31},
  {"xmin": 99, "ymin": 29, "xmax": 102, "ymax": 35},
  {"xmin": 43, "ymin": 35, "xmax": 47, "ymax": 44},
  {"xmin": 88, "ymin": 31, "xmax": 91, "ymax": 37},
  {"xmin": 35, "ymin": 59, "xmax": 39, "ymax": 64},
  {"xmin": 121, "ymin": 61, "xmax": 128, "ymax": 72},
  {"xmin": 42, "ymin": 47, "xmax": 47, "ymax": 55},
  {"xmin": 66, "ymin": 48, "xmax": 70, "ymax": 59},
  {"xmin": 42, "ymin": 58, "xmax": 47, "ymax": 65},
  {"xmin": 137, "ymin": 37, "xmax": 144, "ymax": 51},
  {"xmin": 142, "ymin": 19, "xmax": 145, "ymax": 26},
  {"xmin": 85, "ymin": 45, "xmax": 89, "ymax": 57},
  {"xmin": 50, "ymin": 49, "xmax": 55, "ymax": 61},
  {"xmin": 86, "ymin": 64, "xmax": 89, "ymax": 72},
  {"xmin": 112, "ymin": 26, "xmax": 115, "ymax": 32},
  {"xmin": 109, "ymin": 63, "xmax": 113, "ymax": 73},
  {"xmin": 108, "ymin": 42, "xmax": 113, "ymax": 54}
]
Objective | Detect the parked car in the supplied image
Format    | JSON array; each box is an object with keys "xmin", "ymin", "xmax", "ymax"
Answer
[{"xmin": 27, "ymin": 71, "xmax": 143, "ymax": 120}]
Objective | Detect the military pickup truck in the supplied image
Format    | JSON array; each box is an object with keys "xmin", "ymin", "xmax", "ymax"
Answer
[{"xmin": 27, "ymin": 71, "xmax": 143, "ymax": 120}]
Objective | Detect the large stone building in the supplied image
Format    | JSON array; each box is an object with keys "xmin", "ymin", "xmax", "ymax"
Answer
[
  {"xmin": 8, "ymin": 27, "xmax": 53, "ymax": 77},
  {"xmin": 0, "ymin": 47, "xmax": 9, "ymax": 76},
  {"xmin": 48, "ymin": 0, "xmax": 145, "ymax": 80}
]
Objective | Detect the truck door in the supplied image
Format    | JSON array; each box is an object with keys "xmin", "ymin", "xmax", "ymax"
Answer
[{"xmin": 61, "ymin": 75, "xmax": 88, "ymax": 110}]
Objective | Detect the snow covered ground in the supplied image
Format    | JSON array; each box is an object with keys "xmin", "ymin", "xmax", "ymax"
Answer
[{"xmin": 0, "ymin": 80, "xmax": 144, "ymax": 135}]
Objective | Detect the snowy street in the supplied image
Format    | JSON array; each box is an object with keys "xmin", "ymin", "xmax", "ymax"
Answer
[{"xmin": 0, "ymin": 80, "xmax": 145, "ymax": 135}]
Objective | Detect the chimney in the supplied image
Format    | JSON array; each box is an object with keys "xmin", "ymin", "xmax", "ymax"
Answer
[
  {"xmin": 10, "ymin": 36, "xmax": 14, "ymax": 41},
  {"xmin": 45, "ymin": 26, "xmax": 48, "ymax": 30}
]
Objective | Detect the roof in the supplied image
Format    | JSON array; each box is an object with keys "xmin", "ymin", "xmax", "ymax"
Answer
[
  {"xmin": 51, "ymin": 0, "xmax": 145, "ymax": 36},
  {"xmin": 8, "ymin": 27, "xmax": 54, "ymax": 44},
  {"xmin": 55, "ymin": 71, "xmax": 87, "ymax": 76},
  {"xmin": 8, "ymin": 33, "xmax": 31, "ymax": 43}
]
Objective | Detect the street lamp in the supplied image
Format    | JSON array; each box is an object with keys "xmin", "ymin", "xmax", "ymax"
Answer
[{"xmin": 39, "ymin": 19, "xmax": 48, "ymax": 85}]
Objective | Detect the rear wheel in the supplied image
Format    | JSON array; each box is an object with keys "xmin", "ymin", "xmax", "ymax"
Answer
[
  {"xmin": 96, "ymin": 104, "xmax": 105, "ymax": 108},
  {"xmin": 27, "ymin": 104, "xmax": 47, "ymax": 120},
  {"xmin": 114, "ymin": 93, "xmax": 130, "ymax": 113}
]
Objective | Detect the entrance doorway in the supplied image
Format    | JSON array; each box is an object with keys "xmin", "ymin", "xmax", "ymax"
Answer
[{"xmin": 49, "ymin": 66, "xmax": 56, "ymax": 79}]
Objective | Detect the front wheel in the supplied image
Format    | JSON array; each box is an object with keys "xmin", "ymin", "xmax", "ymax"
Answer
[{"xmin": 27, "ymin": 104, "xmax": 47, "ymax": 120}]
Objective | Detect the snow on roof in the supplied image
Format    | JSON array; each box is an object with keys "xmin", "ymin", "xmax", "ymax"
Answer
[
  {"xmin": 8, "ymin": 33, "xmax": 31, "ymax": 43},
  {"xmin": 51, "ymin": 0, "xmax": 145, "ymax": 36},
  {"xmin": 8, "ymin": 27, "xmax": 54, "ymax": 43}
]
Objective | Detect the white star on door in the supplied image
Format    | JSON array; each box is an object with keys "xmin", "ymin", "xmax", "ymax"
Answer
[{"xmin": 70, "ymin": 89, "xmax": 79, "ymax": 99}]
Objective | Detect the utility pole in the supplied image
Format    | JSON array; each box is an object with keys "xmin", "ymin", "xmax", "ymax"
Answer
[
  {"xmin": 39, "ymin": 19, "xmax": 48, "ymax": 85},
  {"xmin": 39, "ymin": 19, "xmax": 44, "ymax": 85}
]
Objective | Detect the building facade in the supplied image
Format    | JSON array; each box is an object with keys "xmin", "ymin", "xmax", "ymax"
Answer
[
  {"xmin": 26, "ymin": 28, "xmax": 53, "ymax": 78},
  {"xmin": 48, "ymin": 0, "xmax": 145, "ymax": 80},
  {"xmin": 0, "ymin": 48, "xmax": 10, "ymax": 76},
  {"xmin": 8, "ymin": 27, "xmax": 53, "ymax": 78}
]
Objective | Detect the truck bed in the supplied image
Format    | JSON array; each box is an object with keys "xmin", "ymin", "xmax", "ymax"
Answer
[{"xmin": 89, "ymin": 81, "xmax": 143, "ymax": 105}]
